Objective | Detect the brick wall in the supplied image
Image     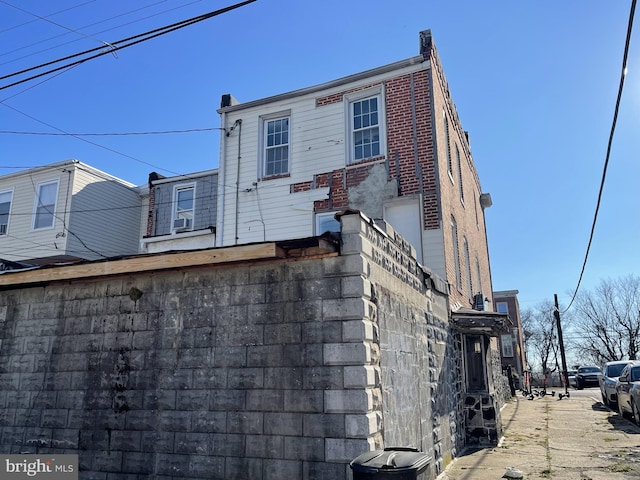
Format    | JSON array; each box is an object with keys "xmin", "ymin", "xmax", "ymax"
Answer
[{"xmin": 0, "ymin": 212, "xmax": 467, "ymax": 480}]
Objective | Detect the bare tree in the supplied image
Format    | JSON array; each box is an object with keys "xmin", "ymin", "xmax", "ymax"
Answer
[
  {"xmin": 522, "ymin": 300, "xmax": 560, "ymax": 381},
  {"xmin": 573, "ymin": 275, "xmax": 640, "ymax": 363}
]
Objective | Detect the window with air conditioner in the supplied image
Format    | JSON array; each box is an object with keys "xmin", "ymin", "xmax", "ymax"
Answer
[
  {"xmin": 0, "ymin": 190, "xmax": 12, "ymax": 236},
  {"xmin": 173, "ymin": 184, "xmax": 195, "ymax": 232}
]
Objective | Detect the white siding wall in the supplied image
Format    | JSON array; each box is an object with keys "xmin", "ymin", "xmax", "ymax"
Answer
[
  {"xmin": 0, "ymin": 166, "xmax": 72, "ymax": 262},
  {"xmin": 67, "ymin": 167, "xmax": 142, "ymax": 259},
  {"xmin": 221, "ymin": 96, "xmax": 346, "ymax": 246}
]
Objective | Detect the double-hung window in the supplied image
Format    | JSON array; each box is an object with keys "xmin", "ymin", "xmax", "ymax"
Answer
[
  {"xmin": 33, "ymin": 180, "xmax": 58, "ymax": 230},
  {"xmin": 347, "ymin": 89, "xmax": 385, "ymax": 164},
  {"xmin": 0, "ymin": 190, "xmax": 12, "ymax": 235},
  {"xmin": 173, "ymin": 184, "xmax": 195, "ymax": 231},
  {"xmin": 263, "ymin": 115, "xmax": 290, "ymax": 177}
]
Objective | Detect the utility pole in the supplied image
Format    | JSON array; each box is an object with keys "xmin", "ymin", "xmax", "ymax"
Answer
[{"xmin": 554, "ymin": 294, "xmax": 569, "ymax": 397}]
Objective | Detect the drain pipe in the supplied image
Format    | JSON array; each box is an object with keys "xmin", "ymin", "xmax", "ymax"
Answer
[{"xmin": 233, "ymin": 119, "xmax": 242, "ymax": 245}]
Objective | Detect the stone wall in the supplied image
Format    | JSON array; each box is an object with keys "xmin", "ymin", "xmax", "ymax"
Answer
[{"xmin": 0, "ymin": 212, "xmax": 464, "ymax": 479}]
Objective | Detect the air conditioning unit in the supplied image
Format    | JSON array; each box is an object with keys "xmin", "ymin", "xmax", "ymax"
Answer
[{"xmin": 173, "ymin": 218, "xmax": 191, "ymax": 230}]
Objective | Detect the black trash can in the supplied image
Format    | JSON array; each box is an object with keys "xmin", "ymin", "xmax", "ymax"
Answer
[{"xmin": 350, "ymin": 447, "xmax": 432, "ymax": 479}]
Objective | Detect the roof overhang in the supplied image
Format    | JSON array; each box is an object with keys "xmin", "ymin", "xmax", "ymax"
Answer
[{"xmin": 451, "ymin": 308, "xmax": 512, "ymax": 336}]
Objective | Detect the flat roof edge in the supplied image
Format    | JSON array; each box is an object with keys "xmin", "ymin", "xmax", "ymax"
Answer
[{"xmin": 218, "ymin": 55, "xmax": 427, "ymax": 114}]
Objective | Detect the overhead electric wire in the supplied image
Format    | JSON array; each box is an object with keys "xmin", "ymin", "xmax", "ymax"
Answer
[
  {"xmin": 0, "ymin": 0, "xmax": 257, "ymax": 92},
  {"xmin": 0, "ymin": 127, "xmax": 217, "ymax": 136},
  {"xmin": 0, "ymin": 0, "xmax": 113, "ymax": 50},
  {"xmin": 563, "ymin": 0, "xmax": 637, "ymax": 313},
  {"xmin": 0, "ymin": 0, "xmax": 199, "ymax": 66},
  {"xmin": 0, "ymin": 0, "xmax": 96, "ymax": 35}
]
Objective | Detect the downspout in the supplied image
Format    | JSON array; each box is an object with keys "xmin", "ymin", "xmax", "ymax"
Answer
[
  {"xmin": 216, "ymin": 111, "xmax": 227, "ymax": 247},
  {"xmin": 233, "ymin": 120, "xmax": 242, "ymax": 245}
]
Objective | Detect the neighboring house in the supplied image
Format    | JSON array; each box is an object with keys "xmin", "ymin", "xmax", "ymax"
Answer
[
  {"xmin": 141, "ymin": 170, "xmax": 218, "ymax": 254},
  {"xmin": 0, "ymin": 159, "xmax": 141, "ymax": 266},
  {"xmin": 494, "ymin": 290, "xmax": 527, "ymax": 387},
  {"xmin": 216, "ymin": 29, "xmax": 495, "ymax": 312}
]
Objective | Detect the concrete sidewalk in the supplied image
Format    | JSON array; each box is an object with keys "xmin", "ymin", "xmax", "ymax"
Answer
[{"xmin": 438, "ymin": 391, "xmax": 640, "ymax": 480}]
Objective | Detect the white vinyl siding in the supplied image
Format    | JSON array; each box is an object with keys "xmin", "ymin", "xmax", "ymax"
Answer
[
  {"xmin": 67, "ymin": 167, "xmax": 141, "ymax": 259},
  {"xmin": 218, "ymin": 63, "xmax": 421, "ymax": 247}
]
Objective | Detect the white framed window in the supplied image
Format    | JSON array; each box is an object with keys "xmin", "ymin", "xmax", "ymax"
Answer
[
  {"xmin": 172, "ymin": 184, "xmax": 195, "ymax": 232},
  {"xmin": 262, "ymin": 114, "xmax": 290, "ymax": 177},
  {"xmin": 501, "ymin": 334, "xmax": 514, "ymax": 357},
  {"xmin": 346, "ymin": 89, "xmax": 385, "ymax": 164},
  {"xmin": 315, "ymin": 212, "xmax": 340, "ymax": 235},
  {"xmin": 33, "ymin": 180, "xmax": 58, "ymax": 230},
  {"xmin": 496, "ymin": 301, "xmax": 509, "ymax": 314},
  {"xmin": 0, "ymin": 190, "xmax": 12, "ymax": 236}
]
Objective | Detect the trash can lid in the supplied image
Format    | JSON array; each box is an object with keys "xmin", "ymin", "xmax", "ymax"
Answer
[{"xmin": 350, "ymin": 447, "xmax": 432, "ymax": 473}]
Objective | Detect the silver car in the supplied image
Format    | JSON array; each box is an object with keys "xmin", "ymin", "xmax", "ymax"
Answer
[
  {"xmin": 615, "ymin": 362, "xmax": 640, "ymax": 424},
  {"xmin": 599, "ymin": 360, "xmax": 634, "ymax": 407}
]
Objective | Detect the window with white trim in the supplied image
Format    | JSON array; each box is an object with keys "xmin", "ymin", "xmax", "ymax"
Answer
[
  {"xmin": 0, "ymin": 190, "xmax": 12, "ymax": 236},
  {"xmin": 173, "ymin": 184, "xmax": 195, "ymax": 231},
  {"xmin": 263, "ymin": 116, "xmax": 290, "ymax": 177},
  {"xmin": 33, "ymin": 180, "xmax": 58, "ymax": 230},
  {"xmin": 315, "ymin": 212, "xmax": 340, "ymax": 235},
  {"xmin": 347, "ymin": 90, "xmax": 385, "ymax": 164}
]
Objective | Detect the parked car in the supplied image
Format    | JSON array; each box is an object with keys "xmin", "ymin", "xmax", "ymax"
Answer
[
  {"xmin": 575, "ymin": 365, "xmax": 602, "ymax": 389},
  {"xmin": 599, "ymin": 360, "xmax": 634, "ymax": 407},
  {"xmin": 566, "ymin": 369, "xmax": 577, "ymax": 388},
  {"xmin": 615, "ymin": 362, "xmax": 640, "ymax": 424}
]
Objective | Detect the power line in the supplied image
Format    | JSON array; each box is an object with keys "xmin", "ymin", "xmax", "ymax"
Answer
[
  {"xmin": 0, "ymin": 0, "xmax": 198, "ymax": 65},
  {"xmin": 0, "ymin": 0, "xmax": 113, "ymax": 50},
  {"xmin": 563, "ymin": 0, "xmax": 637, "ymax": 313},
  {"xmin": 0, "ymin": 0, "xmax": 96, "ymax": 35},
  {"xmin": 0, "ymin": 127, "xmax": 218, "ymax": 136},
  {"xmin": 0, "ymin": 0, "xmax": 257, "ymax": 92}
]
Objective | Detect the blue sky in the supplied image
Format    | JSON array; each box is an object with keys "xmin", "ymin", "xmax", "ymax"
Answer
[{"xmin": 1, "ymin": 1, "xmax": 638, "ymax": 312}]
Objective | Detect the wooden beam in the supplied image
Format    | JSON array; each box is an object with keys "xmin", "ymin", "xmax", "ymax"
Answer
[{"xmin": 0, "ymin": 243, "xmax": 283, "ymax": 288}]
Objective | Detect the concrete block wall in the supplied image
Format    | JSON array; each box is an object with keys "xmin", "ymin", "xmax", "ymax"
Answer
[{"xmin": 0, "ymin": 212, "xmax": 464, "ymax": 479}]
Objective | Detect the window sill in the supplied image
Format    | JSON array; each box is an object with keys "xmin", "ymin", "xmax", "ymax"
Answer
[{"xmin": 260, "ymin": 173, "xmax": 291, "ymax": 182}]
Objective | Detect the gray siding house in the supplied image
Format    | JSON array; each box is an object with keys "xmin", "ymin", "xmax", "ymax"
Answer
[
  {"xmin": 0, "ymin": 159, "xmax": 141, "ymax": 267},
  {"xmin": 141, "ymin": 170, "xmax": 218, "ymax": 254}
]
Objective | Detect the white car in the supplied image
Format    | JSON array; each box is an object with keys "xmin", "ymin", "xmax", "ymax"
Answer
[{"xmin": 600, "ymin": 360, "xmax": 635, "ymax": 407}]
